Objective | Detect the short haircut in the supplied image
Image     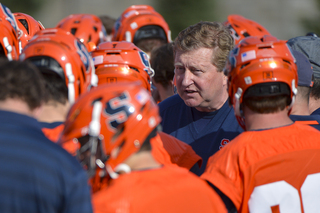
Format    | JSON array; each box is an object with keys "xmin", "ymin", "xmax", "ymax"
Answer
[
  {"xmin": 150, "ymin": 42, "xmax": 174, "ymax": 88},
  {"xmin": 297, "ymin": 86, "xmax": 311, "ymax": 103},
  {"xmin": 173, "ymin": 21, "xmax": 234, "ymax": 72},
  {"xmin": 98, "ymin": 15, "xmax": 116, "ymax": 35},
  {"xmin": 243, "ymin": 83, "xmax": 292, "ymax": 114},
  {"xmin": 311, "ymin": 78, "xmax": 320, "ymax": 100},
  {"xmin": 25, "ymin": 57, "xmax": 69, "ymax": 105},
  {"xmin": 39, "ymin": 69, "xmax": 68, "ymax": 105},
  {"xmin": 135, "ymin": 38, "xmax": 167, "ymax": 54},
  {"xmin": 0, "ymin": 59, "xmax": 45, "ymax": 110}
]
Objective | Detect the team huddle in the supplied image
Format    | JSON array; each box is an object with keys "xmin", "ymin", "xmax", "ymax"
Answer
[{"xmin": 0, "ymin": 2, "xmax": 320, "ymax": 213}]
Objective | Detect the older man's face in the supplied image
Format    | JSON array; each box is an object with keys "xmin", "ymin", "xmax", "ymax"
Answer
[{"xmin": 174, "ymin": 47, "xmax": 228, "ymax": 112}]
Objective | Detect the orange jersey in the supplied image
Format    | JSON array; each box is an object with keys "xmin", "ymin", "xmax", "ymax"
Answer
[
  {"xmin": 40, "ymin": 122, "xmax": 78, "ymax": 156},
  {"xmin": 201, "ymin": 123, "xmax": 320, "ymax": 212},
  {"xmin": 92, "ymin": 164, "xmax": 227, "ymax": 213},
  {"xmin": 151, "ymin": 132, "xmax": 202, "ymax": 169},
  {"xmin": 40, "ymin": 122, "xmax": 65, "ymax": 142}
]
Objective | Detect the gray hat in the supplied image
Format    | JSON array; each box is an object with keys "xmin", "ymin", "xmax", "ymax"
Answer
[
  {"xmin": 292, "ymin": 50, "xmax": 314, "ymax": 87},
  {"xmin": 287, "ymin": 36, "xmax": 320, "ymax": 78}
]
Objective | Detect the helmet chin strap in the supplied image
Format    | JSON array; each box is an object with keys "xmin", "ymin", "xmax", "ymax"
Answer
[
  {"xmin": 87, "ymin": 100, "xmax": 103, "ymax": 177},
  {"xmin": 167, "ymin": 30, "xmax": 172, "ymax": 42},
  {"xmin": 65, "ymin": 63, "xmax": 75, "ymax": 104},
  {"xmin": 90, "ymin": 59, "xmax": 98, "ymax": 87},
  {"xmin": 234, "ymin": 87, "xmax": 246, "ymax": 130},
  {"xmin": 234, "ymin": 87, "xmax": 243, "ymax": 117},
  {"xmin": 125, "ymin": 31, "xmax": 132, "ymax": 42},
  {"xmin": 106, "ymin": 163, "xmax": 131, "ymax": 179},
  {"xmin": 3, "ymin": 37, "xmax": 12, "ymax": 61},
  {"xmin": 288, "ymin": 79, "xmax": 297, "ymax": 112}
]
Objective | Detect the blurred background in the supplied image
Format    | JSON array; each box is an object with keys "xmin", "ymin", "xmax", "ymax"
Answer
[{"xmin": 2, "ymin": 0, "xmax": 320, "ymax": 41}]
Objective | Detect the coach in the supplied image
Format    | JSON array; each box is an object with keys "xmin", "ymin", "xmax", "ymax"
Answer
[{"xmin": 158, "ymin": 21, "xmax": 243, "ymax": 175}]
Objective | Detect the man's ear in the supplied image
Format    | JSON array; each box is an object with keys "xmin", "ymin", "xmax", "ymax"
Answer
[{"xmin": 223, "ymin": 73, "xmax": 228, "ymax": 87}]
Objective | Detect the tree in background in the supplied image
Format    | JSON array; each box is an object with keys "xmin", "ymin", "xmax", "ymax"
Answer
[
  {"xmin": 156, "ymin": 0, "xmax": 217, "ymax": 40},
  {"xmin": 301, "ymin": 0, "xmax": 320, "ymax": 36},
  {"xmin": 1, "ymin": 0, "xmax": 43, "ymax": 16}
]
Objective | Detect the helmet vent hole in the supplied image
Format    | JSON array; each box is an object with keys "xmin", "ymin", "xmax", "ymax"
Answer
[
  {"xmin": 242, "ymin": 32, "xmax": 250, "ymax": 37},
  {"xmin": 240, "ymin": 63, "xmax": 250, "ymax": 70},
  {"xmin": 107, "ymin": 52, "xmax": 120, "ymax": 55},
  {"xmin": 130, "ymin": 67, "xmax": 139, "ymax": 73},
  {"xmin": 283, "ymin": 59, "xmax": 291, "ymax": 65},
  {"xmin": 93, "ymin": 26, "xmax": 98, "ymax": 32},
  {"xmin": 71, "ymin": 28, "xmax": 77, "ymax": 35},
  {"xmin": 18, "ymin": 19, "xmax": 29, "ymax": 34},
  {"xmin": 258, "ymin": 45, "xmax": 272, "ymax": 49}
]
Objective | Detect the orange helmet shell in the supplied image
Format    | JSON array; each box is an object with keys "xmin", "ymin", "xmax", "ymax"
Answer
[
  {"xmin": 112, "ymin": 5, "xmax": 157, "ymax": 41},
  {"xmin": 91, "ymin": 41, "xmax": 153, "ymax": 91},
  {"xmin": 56, "ymin": 14, "xmax": 107, "ymax": 51},
  {"xmin": 14, "ymin": 12, "xmax": 44, "ymax": 52},
  {"xmin": 224, "ymin": 14, "xmax": 271, "ymax": 45},
  {"xmin": 60, "ymin": 82, "xmax": 161, "ymax": 176},
  {"xmin": 224, "ymin": 35, "xmax": 298, "ymax": 126},
  {"xmin": 0, "ymin": 3, "xmax": 20, "ymax": 60},
  {"xmin": 113, "ymin": 8, "xmax": 171, "ymax": 44},
  {"xmin": 20, "ymin": 28, "xmax": 96, "ymax": 103}
]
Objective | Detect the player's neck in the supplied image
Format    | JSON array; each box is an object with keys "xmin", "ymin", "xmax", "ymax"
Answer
[
  {"xmin": 154, "ymin": 81, "xmax": 175, "ymax": 102},
  {"xmin": 244, "ymin": 107, "xmax": 293, "ymax": 131},
  {"xmin": 124, "ymin": 151, "xmax": 162, "ymax": 171},
  {"xmin": 0, "ymin": 98, "xmax": 40, "ymax": 118},
  {"xmin": 290, "ymin": 97, "xmax": 310, "ymax": 115},
  {"xmin": 309, "ymin": 97, "xmax": 320, "ymax": 114},
  {"xmin": 38, "ymin": 101, "xmax": 70, "ymax": 123}
]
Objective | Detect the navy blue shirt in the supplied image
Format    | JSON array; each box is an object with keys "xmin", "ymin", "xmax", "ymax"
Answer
[
  {"xmin": 290, "ymin": 114, "xmax": 320, "ymax": 130},
  {"xmin": 159, "ymin": 94, "xmax": 243, "ymax": 175},
  {"xmin": 311, "ymin": 107, "xmax": 320, "ymax": 116},
  {"xmin": 0, "ymin": 110, "xmax": 92, "ymax": 213}
]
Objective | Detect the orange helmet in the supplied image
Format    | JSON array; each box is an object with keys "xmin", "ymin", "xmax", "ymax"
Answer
[
  {"xmin": 91, "ymin": 41, "xmax": 154, "ymax": 91},
  {"xmin": 56, "ymin": 14, "xmax": 107, "ymax": 51},
  {"xmin": 59, "ymin": 82, "xmax": 161, "ymax": 179},
  {"xmin": 224, "ymin": 35, "xmax": 298, "ymax": 128},
  {"xmin": 224, "ymin": 14, "xmax": 271, "ymax": 45},
  {"xmin": 20, "ymin": 28, "xmax": 97, "ymax": 104},
  {"xmin": 112, "ymin": 5, "xmax": 157, "ymax": 41},
  {"xmin": 14, "ymin": 12, "xmax": 45, "ymax": 53},
  {"xmin": 0, "ymin": 3, "xmax": 20, "ymax": 60},
  {"xmin": 112, "ymin": 6, "xmax": 171, "ymax": 44}
]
